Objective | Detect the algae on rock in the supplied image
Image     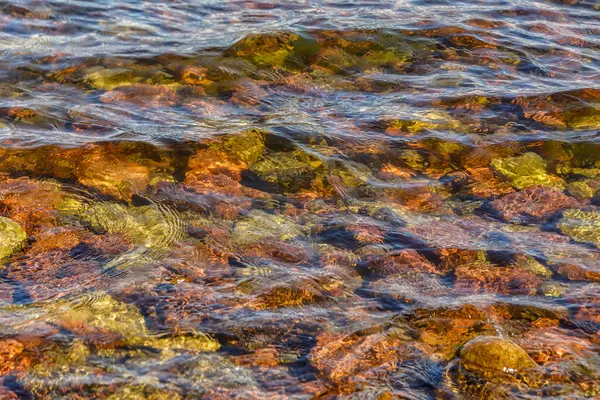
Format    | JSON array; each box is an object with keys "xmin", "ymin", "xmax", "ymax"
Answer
[
  {"xmin": 226, "ymin": 32, "xmax": 320, "ymax": 69},
  {"xmin": 0, "ymin": 217, "xmax": 27, "ymax": 260},
  {"xmin": 459, "ymin": 336, "xmax": 537, "ymax": 377},
  {"xmin": 83, "ymin": 66, "xmax": 142, "ymax": 91},
  {"xmin": 490, "ymin": 152, "xmax": 564, "ymax": 189},
  {"xmin": 47, "ymin": 292, "xmax": 220, "ymax": 352},
  {"xmin": 232, "ymin": 210, "xmax": 304, "ymax": 245},
  {"xmin": 558, "ymin": 209, "xmax": 600, "ymax": 248},
  {"xmin": 211, "ymin": 128, "xmax": 267, "ymax": 166},
  {"xmin": 249, "ymin": 149, "xmax": 325, "ymax": 193}
]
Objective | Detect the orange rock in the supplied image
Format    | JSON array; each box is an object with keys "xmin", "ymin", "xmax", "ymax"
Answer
[
  {"xmin": 27, "ymin": 228, "xmax": 89, "ymax": 255},
  {"xmin": 75, "ymin": 145, "xmax": 151, "ymax": 200},
  {"xmin": 455, "ymin": 262, "xmax": 541, "ymax": 295},
  {"xmin": 490, "ymin": 186, "xmax": 580, "ymax": 223},
  {"xmin": 360, "ymin": 249, "xmax": 438, "ymax": 277},
  {"xmin": 412, "ymin": 304, "xmax": 495, "ymax": 359},
  {"xmin": 556, "ymin": 263, "xmax": 600, "ymax": 283},
  {"xmin": 177, "ymin": 65, "xmax": 208, "ymax": 85},
  {"xmin": 233, "ymin": 347, "xmax": 280, "ymax": 367},
  {"xmin": 310, "ymin": 330, "xmax": 403, "ymax": 390},
  {"xmin": 0, "ymin": 177, "xmax": 65, "ymax": 235}
]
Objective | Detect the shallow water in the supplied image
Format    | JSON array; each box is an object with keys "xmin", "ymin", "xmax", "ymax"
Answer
[{"xmin": 0, "ymin": 0, "xmax": 600, "ymax": 399}]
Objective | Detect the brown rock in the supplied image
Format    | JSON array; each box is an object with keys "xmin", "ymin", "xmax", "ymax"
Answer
[
  {"xmin": 455, "ymin": 262, "xmax": 541, "ymax": 295},
  {"xmin": 100, "ymin": 84, "xmax": 177, "ymax": 107},
  {"xmin": 459, "ymin": 336, "xmax": 537, "ymax": 376}
]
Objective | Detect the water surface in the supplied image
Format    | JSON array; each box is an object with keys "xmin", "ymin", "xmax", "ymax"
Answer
[{"xmin": 0, "ymin": 0, "xmax": 600, "ymax": 398}]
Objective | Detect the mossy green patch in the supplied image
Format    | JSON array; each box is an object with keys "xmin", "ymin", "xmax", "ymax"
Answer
[
  {"xmin": 490, "ymin": 152, "xmax": 564, "ymax": 189},
  {"xmin": 227, "ymin": 32, "xmax": 319, "ymax": 69},
  {"xmin": 558, "ymin": 209, "xmax": 600, "ymax": 248},
  {"xmin": 232, "ymin": 210, "xmax": 304, "ymax": 245},
  {"xmin": 459, "ymin": 336, "xmax": 537, "ymax": 377},
  {"xmin": 48, "ymin": 292, "xmax": 219, "ymax": 352},
  {"xmin": 0, "ymin": 217, "xmax": 27, "ymax": 260},
  {"xmin": 212, "ymin": 128, "xmax": 267, "ymax": 165},
  {"xmin": 83, "ymin": 66, "xmax": 142, "ymax": 90},
  {"xmin": 250, "ymin": 149, "xmax": 324, "ymax": 193},
  {"xmin": 567, "ymin": 180, "xmax": 597, "ymax": 200}
]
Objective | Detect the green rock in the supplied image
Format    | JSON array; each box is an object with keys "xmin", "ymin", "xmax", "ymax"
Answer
[
  {"xmin": 540, "ymin": 282, "xmax": 567, "ymax": 297},
  {"xmin": 48, "ymin": 292, "xmax": 219, "ymax": 352},
  {"xmin": 514, "ymin": 256, "xmax": 552, "ymax": 278},
  {"xmin": 232, "ymin": 210, "xmax": 304, "ymax": 245},
  {"xmin": 558, "ymin": 209, "xmax": 600, "ymax": 247},
  {"xmin": 459, "ymin": 336, "xmax": 537, "ymax": 377},
  {"xmin": 83, "ymin": 66, "xmax": 141, "ymax": 90},
  {"xmin": 226, "ymin": 32, "xmax": 319, "ymax": 68},
  {"xmin": 363, "ymin": 49, "xmax": 408, "ymax": 68},
  {"xmin": 557, "ymin": 165, "xmax": 600, "ymax": 179},
  {"xmin": 58, "ymin": 197, "xmax": 186, "ymax": 272},
  {"xmin": 48, "ymin": 292, "xmax": 147, "ymax": 339},
  {"xmin": 567, "ymin": 180, "xmax": 597, "ymax": 200},
  {"xmin": 212, "ymin": 128, "xmax": 267, "ymax": 165},
  {"xmin": 386, "ymin": 111, "xmax": 463, "ymax": 134},
  {"xmin": 567, "ymin": 109, "xmax": 600, "ymax": 130},
  {"xmin": 315, "ymin": 47, "xmax": 358, "ymax": 74},
  {"xmin": 0, "ymin": 217, "xmax": 27, "ymax": 260},
  {"xmin": 71, "ymin": 201, "xmax": 183, "ymax": 254},
  {"xmin": 249, "ymin": 149, "xmax": 324, "ymax": 193},
  {"xmin": 490, "ymin": 152, "xmax": 564, "ymax": 189}
]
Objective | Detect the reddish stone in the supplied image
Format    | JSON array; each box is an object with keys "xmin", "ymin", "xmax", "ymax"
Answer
[
  {"xmin": 462, "ymin": 167, "xmax": 515, "ymax": 198},
  {"xmin": 177, "ymin": 65, "xmax": 207, "ymax": 85},
  {"xmin": 229, "ymin": 80, "xmax": 269, "ymax": 106},
  {"xmin": 360, "ymin": 249, "xmax": 438, "ymax": 277},
  {"xmin": 27, "ymin": 228, "xmax": 89, "ymax": 255},
  {"xmin": 310, "ymin": 330, "xmax": 403, "ymax": 388},
  {"xmin": 490, "ymin": 187, "xmax": 579, "ymax": 223},
  {"xmin": 0, "ymin": 386, "xmax": 18, "ymax": 400},
  {"xmin": 5, "ymin": 249, "xmax": 103, "ymax": 301},
  {"xmin": 233, "ymin": 347, "xmax": 279, "ymax": 368},
  {"xmin": 185, "ymin": 148, "xmax": 264, "ymax": 198},
  {"xmin": 412, "ymin": 304, "xmax": 495, "ymax": 359},
  {"xmin": 435, "ymin": 248, "xmax": 482, "ymax": 272},
  {"xmin": 241, "ymin": 240, "xmax": 309, "ymax": 264},
  {"xmin": 556, "ymin": 263, "xmax": 600, "ymax": 283},
  {"xmin": 0, "ymin": 177, "xmax": 65, "ymax": 235},
  {"xmin": 455, "ymin": 262, "xmax": 541, "ymax": 295},
  {"xmin": 346, "ymin": 223, "xmax": 386, "ymax": 245},
  {"xmin": 517, "ymin": 327, "xmax": 594, "ymax": 365}
]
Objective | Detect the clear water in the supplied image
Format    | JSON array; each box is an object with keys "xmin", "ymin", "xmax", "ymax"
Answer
[{"xmin": 0, "ymin": 0, "xmax": 599, "ymax": 398}]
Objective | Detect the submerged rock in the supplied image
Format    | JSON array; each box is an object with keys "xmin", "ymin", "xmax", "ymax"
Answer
[
  {"xmin": 226, "ymin": 32, "xmax": 320, "ymax": 69},
  {"xmin": 249, "ymin": 149, "xmax": 324, "ymax": 193},
  {"xmin": 454, "ymin": 261, "xmax": 541, "ymax": 295},
  {"xmin": 0, "ymin": 217, "xmax": 27, "ymax": 260},
  {"xmin": 514, "ymin": 88, "xmax": 600, "ymax": 130},
  {"xmin": 232, "ymin": 210, "xmax": 304, "ymax": 245},
  {"xmin": 490, "ymin": 152, "xmax": 564, "ymax": 190},
  {"xmin": 212, "ymin": 128, "xmax": 267, "ymax": 166},
  {"xmin": 83, "ymin": 66, "xmax": 141, "ymax": 90},
  {"xmin": 48, "ymin": 292, "xmax": 220, "ymax": 352},
  {"xmin": 458, "ymin": 336, "xmax": 537, "ymax": 377},
  {"xmin": 558, "ymin": 209, "xmax": 600, "ymax": 248},
  {"xmin": 490, "ymin": 186, "xmax": 579, "ymax": 224}
]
